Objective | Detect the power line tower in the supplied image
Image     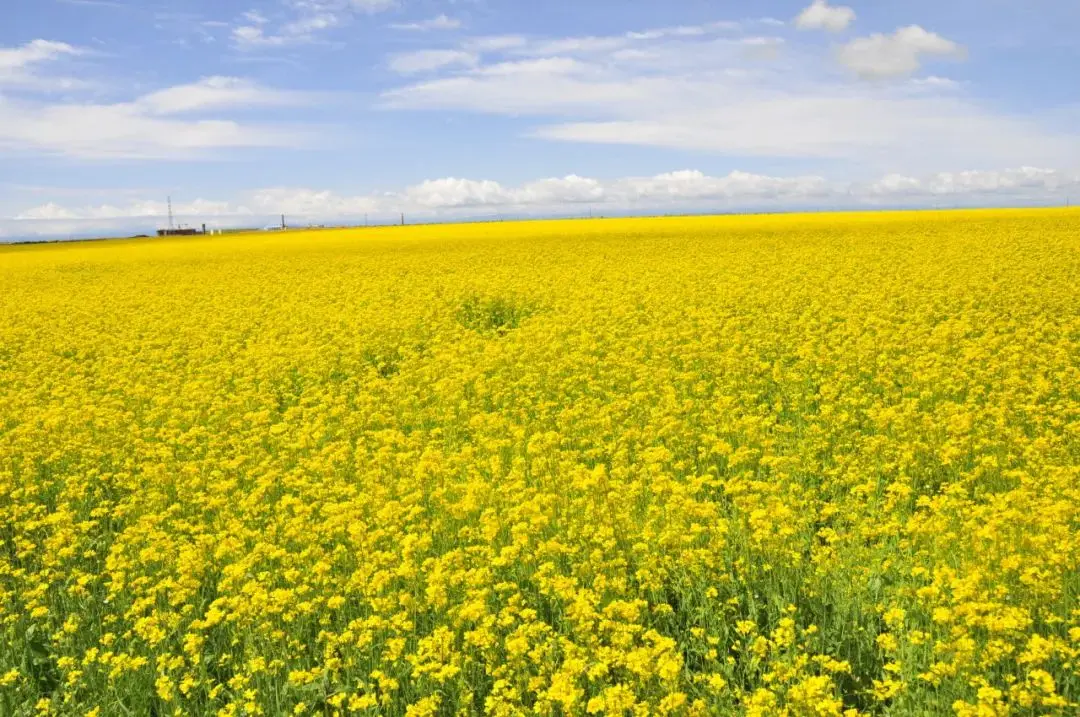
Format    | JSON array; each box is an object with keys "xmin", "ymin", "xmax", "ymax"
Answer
[{"xmin": 167, "ymin": 196, "xmax": 175, "ymax": 231}]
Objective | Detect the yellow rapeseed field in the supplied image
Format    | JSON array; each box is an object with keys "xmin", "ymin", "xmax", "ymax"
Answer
[{"xmin": 1, "ymin": 209, "xmax": 1078, "ymax": 716}]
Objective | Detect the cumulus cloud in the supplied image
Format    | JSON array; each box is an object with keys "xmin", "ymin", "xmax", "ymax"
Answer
[
  {"xmin": 925, "ymin": 166, "xmax": 1072, "ymax": 194},
  {"xmin": 5, "ymin": 169, "xmax": 836, "ymax": 229},
  {"xmin": 401, "ymin": 175, "xmax": 607, "ymax": 207},
  {"xmin": 517, "ymin": 175, "xmax": 605, "ymax": 204},
  {"xmin": 5, "ymin": 166, "xmax": 1077, "ymax": 240},
  {"xmin": 837, "ymin": 25, "xmax": 966, "ymax": 79},
  {"xmin": 867, "ymin": 173, "xmax": 924, "ymax": 197},
  {"xmin": 863, "ymin": 166, "xmax": 1079, "ymax": 198},
  {"xmin": 794, "ymin": 1, "xmax": 855, "ymax": 33},
  {"xmin": 248, "ymin": 188, "xmax": 380, "ymax": 215},
  {"xmin": 402, "ymin": 178, "xmax": 509, "ymax": 207},
  {"xmin": 615, "ymin": 170, "xmax": 833, "ymax": 200}
]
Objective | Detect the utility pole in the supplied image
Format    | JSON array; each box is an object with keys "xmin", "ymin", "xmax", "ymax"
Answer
[
  {"xmin": 401, "ymin": 213, "xmax": 405, "ymax": 226},
  {"xmin": 281, "ymin": 214, "xmax": 286, "ymax": 230}
]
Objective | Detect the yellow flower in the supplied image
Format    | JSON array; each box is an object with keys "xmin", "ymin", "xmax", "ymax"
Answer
[
  {"xmin": 2, "ymin": 209, "xmax": 1077, "ymax": 715},
  {"xmin": 0, "ymin": 669, "xmax": 19, "ymax": 687}
]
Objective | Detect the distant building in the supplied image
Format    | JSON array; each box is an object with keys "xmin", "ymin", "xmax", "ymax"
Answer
[{"xmin": 158, "ymin": 198, "xmax": 209, "ymax": 237}]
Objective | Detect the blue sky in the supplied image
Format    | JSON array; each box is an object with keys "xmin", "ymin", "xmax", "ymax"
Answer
[{"xmin": 2, "ymin": 0, "xmax": 1079, "ymax": 238}]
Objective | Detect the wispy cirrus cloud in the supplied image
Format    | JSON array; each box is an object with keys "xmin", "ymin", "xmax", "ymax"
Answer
[
  {"xmin": 390, "ymin": 14, "xmax": 462, "ymax": 32},
  {"xmin": 0, "ymin": 39, "xmax": 88, "ymax": 90},
  {"xmin": 388, "ymin": 50, "xmax": 478, "ymax": 75},
  {"xmin": 136, "ymin": 75, "xmax": 313, "ymax": 114},
  {"xmin": 232, "ymin": 0, "xmax": 397, "ymax": 48}
]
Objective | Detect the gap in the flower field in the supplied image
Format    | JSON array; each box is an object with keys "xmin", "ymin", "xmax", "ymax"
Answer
[{"xmin": 456, "ymin": 294, "xmax": 540, "ymax": 337}]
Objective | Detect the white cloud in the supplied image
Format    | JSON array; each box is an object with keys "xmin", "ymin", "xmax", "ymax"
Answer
[
  {"xmin": 233, "ymin": 0, "xmax": 397, "ymax": 48},
  {"xmin": 837, "ymin": 25, "xmax": 966, "ymax": 79},
  {"xmin": 249, "ymin": 187, "xmax": 380, "ymax": 215},
  {"xmin": 383, "ymin": 57, "xmax": 649, "ymax": 115},
  {"xmin": 232, "ymin": 25, "xmax": 292, "ymax": 47},
  {"xmin": 926, "ymin": 166, "xmax": 1071, "ymax": 194},
  {"xmin": 529, "ymin": 96, "xmax": 1075, "ymax": 170},
  {"xmin": 405, "ymin": 178, "xmax": 512, "ymax": 207},
  {"xmin": 500, "ymin": 21, "xmax": 744, "ymax": 59},
  {"xmin": 627, "ymin": 21, "xmax": 742, "ymax": 40},
  {"xmin": 16, "ymin": 202, "xmax": 80, "ymax": 220},
  {"xmin": 380, "ymin": 21, "xmax": 1077, "ymax": 174},
  {"xmin": 464, "ymin": 36, "xmax": 528, "ymax": 52},
  {"xmin": 282, "ymin": 12, "xmax": 344, "ymax": 36},
  {"xmin": 0, "ymin": 77, "xmax": 314, "ymax": 159},
  {"xmin": 2, "ymin": 197, "xmax": 255, "ymax": 240},
  {"xmin": 864, "ymin": 167, "xmax": 1079, "ymax": 198},
  {"xmin": 906, "ymin": 75, "xmax": 962, "ymax": 92},
  {"xmin": 740, "ymin": 36, "xmax": 785, "ymax": 62},
  {"xmin": 15, "ymin": 197, "xmax": 243, "ymax": 221},
  {"xmin": 0, "ymin": 39, "xmax": 84, "ymax": 89},
  {"xmin": 136, "ymin": 76, "xmax": 308, "ymax": 114},
  {"xmin": 348, "ymin": 0, "xmax": 396, "ymax": 12},
  {"xmin": 6, "ymin": 168, "xmax": 842, "ymax": 225},
  {"xmin": 402, "ymin": 174, "xmax": 605, "ymax": 207},
  {"xmin": 522, "ymin": 36, "xmax": 631, "ymax": 57},
  {"xmin": 867, "ymin": 173, "xmax": 924, "ymax": 196},
  {"xmin": 794, "ymin": 1, "xmax": 855, "ymax": 33},
  {"xmin": 391, "ymin": 14, "xmax": 462, "ymax": 32},
  {"xmin": 5, "ymin": 166, "xmax": 1078, "ymax": 240},
  {"xmin": 517, "ymin": 175, "xmax": 605, "ymax": 204},
  {"xmin": 388, "ymin": 70, "xmax": 1077, "ymax": 170},
  {"xmin": 389, "ymin": 50, "xmax": 478, "ymax": 74},
  {"xmin": 615, "ymin": 169, "xmax": 833, "ymax": 200},
  {"xmin": 0, "ymin": 39, "xmax": 80, "ymax": 72}
]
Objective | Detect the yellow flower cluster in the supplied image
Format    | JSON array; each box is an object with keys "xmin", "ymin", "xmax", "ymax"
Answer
[{"xmin": 1, "ymin": 209, "xmax": 1078, "ymax": 715}]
